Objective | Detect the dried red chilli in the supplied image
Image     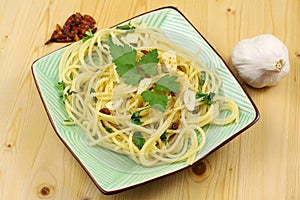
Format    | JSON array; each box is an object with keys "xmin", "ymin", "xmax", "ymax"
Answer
[{"xmin": 45, "ymin": 12, "xmax": 97, "ymax": 45}]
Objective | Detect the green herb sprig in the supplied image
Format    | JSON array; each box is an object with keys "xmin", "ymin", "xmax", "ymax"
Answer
[
  {"xmin": 196, "ymin": 91, "xmax": 216, "ymax": 105},
  {"xmin": 131, "ymin": 110, "xmax": 144, "ymax": 125},
  {"xmin": 116, "ymin": 21, "xmax": 136, "ymax": 32},
  {"xmin": 82, "ymin": 29, "xmax": 94, "ymax": 42},
  {"xmin": 56, "ymin": 81, "xmax": 76, "ymax": 103},
  {"xmin": 133, "ymin": 131, "xmax": 145, "ymax": 149}
]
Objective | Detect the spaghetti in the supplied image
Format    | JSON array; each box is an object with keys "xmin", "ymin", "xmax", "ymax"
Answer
[{"xmin": 58, "ymin": 22, "xmax": 239, "ymax": 166}]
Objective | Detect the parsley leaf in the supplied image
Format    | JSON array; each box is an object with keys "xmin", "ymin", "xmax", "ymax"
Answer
[
  {"xmin": 196, "ymin": 92, "xmax": 216, "ymax": 105},
  {"xmin": 106, "ymin": 36, "xmax": 142, "ymax": 85},
  {"xmin": 154, "ymin": 75, "xmax": 180, "ymax": 93},
  {"xmin": 138, "ymin": 49, "xmax": 158, "ymax": 76},
  {"xmin": 107, "ymin": 35, "xmax": 160, "ymax": 86},
  {"xmin": 133, "ymin": 131, "xmax": 145, "ymax": 149},
  {"xmin": 141, "ymin": 90, "xmax": 168, "ymax": 112},
  {"xmin": 110, "ymin": 43, "xmax": 137, "ymax": 76},
  {"xmin": 122, "ymin": 67, "xmax": 143, "ymax": 85},
  {"xmin": 140, "ymin": 76, "xmax": 179, "ymax": 112},
  {"xmin": 82, "ymin": 30, "xmax": 94, "ymax": 42}
]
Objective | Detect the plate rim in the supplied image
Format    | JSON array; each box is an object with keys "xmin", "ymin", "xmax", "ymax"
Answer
[{"xmin": 31, "ymin": 6, "xmax": 260, "ymax": 195}]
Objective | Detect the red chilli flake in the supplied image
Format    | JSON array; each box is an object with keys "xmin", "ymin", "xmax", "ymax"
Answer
[
  {"xmin": 171, "ymin": 122, "xmax": 179, "ymax": 130},
  {"xmin": 99, "ymin": 108, "xmax": 111, "ymax": 115},
  {"xmin": 141, "ymin": 50, "xmax": 148, "ymax": 54}
]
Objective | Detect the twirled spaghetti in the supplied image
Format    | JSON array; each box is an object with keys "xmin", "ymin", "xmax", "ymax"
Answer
[{"xmin": 58, "ymin": 22, "xmax": 239, "ymax": 166}]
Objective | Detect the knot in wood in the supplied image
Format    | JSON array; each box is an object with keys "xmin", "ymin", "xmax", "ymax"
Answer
[
  {"xmin": 191, "ymin": 160, "xmax": 207, "ymax": 175},
  {"xmin": 38, "ymin": 184, "xmax": 54, "ymax": 198},
  {"xmin": 40, "ymin": 186, "xmax": 50, "ymax": 196}
]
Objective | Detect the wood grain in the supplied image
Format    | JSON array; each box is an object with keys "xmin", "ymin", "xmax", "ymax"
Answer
[{"xmin": 0, "ymin": 0, "xmax": 299, "ymax": 199}]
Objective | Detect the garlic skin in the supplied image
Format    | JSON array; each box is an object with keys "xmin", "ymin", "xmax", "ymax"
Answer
[{"xmin": 232, "ymin": 34, "xmax": 289, "ymax": 88}]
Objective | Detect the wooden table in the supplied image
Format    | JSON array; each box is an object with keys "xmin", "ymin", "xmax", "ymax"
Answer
[{"xmin": 1, "ymin": 0, "xmax": 299, "ymax": 199}]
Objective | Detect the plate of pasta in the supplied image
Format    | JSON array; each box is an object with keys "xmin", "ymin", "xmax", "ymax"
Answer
[{"xmin": 32, "ymin": 6, "xmax": 259, "ymax": 194}]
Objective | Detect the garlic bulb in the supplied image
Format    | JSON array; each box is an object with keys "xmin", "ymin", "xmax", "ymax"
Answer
[{"xmin": 232, "ymin": 34, "xmax": 289, "ymax": 88}]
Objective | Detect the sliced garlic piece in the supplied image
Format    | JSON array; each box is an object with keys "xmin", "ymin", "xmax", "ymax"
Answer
[
  {"xmin": 161, "ymin": 50, "xmax": 177, "ymax": 71},
  {"xmin": 106, "ymin": 98, "xmax": 124, "ymax": 110},
  {"xmin": 184, "ymin": 89, "xmax": 196, "ymax": 111},
  {"xmin": 137, "ymin": 78, "xmax": 152, "ymax": 94},
  {"xmin": 123, "ymin": 33, "xmax": 139, "ymax": 44},
  {"xmin": 113, "ymin": 65, "xmax": 120, "ymax": 83}
]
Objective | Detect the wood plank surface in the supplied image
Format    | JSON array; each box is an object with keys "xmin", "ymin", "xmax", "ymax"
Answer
[{"xmin": 0, "ymin": 0, "xmax": 299, "ymax": 199}]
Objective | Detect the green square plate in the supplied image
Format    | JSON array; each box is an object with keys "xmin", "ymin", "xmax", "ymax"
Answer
[{"xmin": 32, "ymin": 6, "xmax": 259, "ymax": 194}]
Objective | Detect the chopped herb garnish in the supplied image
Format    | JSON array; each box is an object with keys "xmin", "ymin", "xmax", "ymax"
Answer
[
  {"xmin": 63, "ymin": 91, "xmax": 76, "ymax": 102},
  {"xmin": 141, "ymin": 90, "xmax": 168, "ymax": 112},
  {"xmin": 105, "ymin": 127, "xmax": 113, "ymax": 133},
  {"xmin": 196, "ymin": 92, "xmax": 216, "ymax": 105},
  {"xmin": 133, "ymin": 131, "xmax": 145, "ymax": 149},
  {"xmin": 200, "ymin": 71, "xmax": 206, "ymax": 86},
  {"xmin": 154, "ymin": 75, "xmax": 180, "ymax": 93},
  {"xmin": 116, "ymin": 22, "xmax": 136, "ymax": 32},
  {"xmin": 101, "ymin": 121, "xmax": 113, "ymax": 133},
  {"xmin": 69, "ymin": 73, "xmax": 74, "ymax": 80},
  {"xmin": 90, "ymin": 88, "xmax": 96, "ymax": 93},
  {"xmin": 67, "ymin": 90, "xmax": 76, "ymax": 95},
  {"xmin": 131, "ymin": 110, "xmax": 144, "ymax": 125},
  {"xmin": 89, "ymin": 88, "xmax": 98, "ymax": 103},
  {"xmin": 56, "ymin": 81, "xmax": 76, "ymax": 103},
  {"xmin": 56, "ymin": 81, "xmax": 66, "ymax": 91},
  {"xmin": 202, "ymin": 124, "xmax": 210, "ymax": 131},
  {"xmin": 62, "ymin": 118, "xmax": 76, "ymax": 126},
  {"xmin": 93, "ymin": 96, "xmax": 98, "ymax": 103},
  {"xmin": 196, "ymin": 92, "xmax": 206, "ymax": 99},
  {"xmin": 56, "ymin": 81, "xmax": 76, "ymax": 102},
  {"xmin": 63, "ymin": 119, "xmax": 74, "ymax": 123},
  {"xmin": 82, "ymin": 29, "xmax": 94, "ymax": 42},
  {"xmin": 160, "ymin": 131, "xmax": 167, "ymax": 144}
]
